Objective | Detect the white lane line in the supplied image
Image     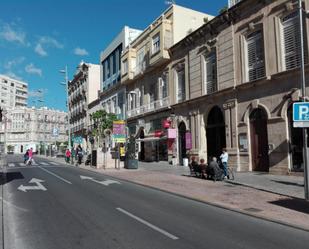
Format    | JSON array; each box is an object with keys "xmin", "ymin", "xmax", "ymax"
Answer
[
  {"xmin": 116, "ymin": 207, "xmax": 179, "ymax": 240},
  {"xmin": 8, "ymin": 163, "xmax": 15, "ymax": 167},
  {"xmin": 38, "ymin": 166, "xmax": 72, "ymax": 184},
  {"xmin": 39, "ymin": 162, "xmax": 49, "ymax": 166},
  {"xmin": 19, "ymin": 163, "xmax": 25, "ymax": 166}
]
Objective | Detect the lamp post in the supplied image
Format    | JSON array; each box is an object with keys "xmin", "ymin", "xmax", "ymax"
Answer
[
  {"xmin": 298, "ymin": 0, "xmax": 309, "ymax": 200},
  {"xmin": 60, "ymin": 66, "xmax": 71, "ymax": 152}
]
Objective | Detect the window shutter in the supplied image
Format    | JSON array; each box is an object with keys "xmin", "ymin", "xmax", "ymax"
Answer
[
  {"xmin": 247, "ymin": 30, "xmax": 265, "ymax": 81},
  {"xmin": 282, "ymin": 11, "xmax": 301, "ymax": 70},
  {"xmin": 205, "ymin": 51, "xmax": 217, "ymax": 94}
]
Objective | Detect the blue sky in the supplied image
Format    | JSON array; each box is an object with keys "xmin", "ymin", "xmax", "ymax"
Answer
[{"xmin": 0, "ymin": 0, "xmax": 227, "ymax": 111}]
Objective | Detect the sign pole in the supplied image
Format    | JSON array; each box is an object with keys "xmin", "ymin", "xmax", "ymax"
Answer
[{"xmin": 299, "ymin": 0, "xmax": 309, "ymax": 200}]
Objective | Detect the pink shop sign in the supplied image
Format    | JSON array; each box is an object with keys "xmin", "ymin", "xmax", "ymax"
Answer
[
  {"xmin": 185, "ymin": 132, "xmax": 192, "ymax": 149},
  {"xmin": 167, "ymin": 128, "xmax": 177, "ymax": 139}
]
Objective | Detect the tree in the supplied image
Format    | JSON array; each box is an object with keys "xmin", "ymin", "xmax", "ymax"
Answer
[{"xmin": 90, "ymin": 110, "xmax": 117, "ymax": 147}]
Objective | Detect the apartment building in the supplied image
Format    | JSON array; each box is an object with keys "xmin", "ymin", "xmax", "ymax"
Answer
[
  {"xmin": 0, "ymin": 74, "xmax": 28, "ymax": 109},
  {"xmin": 97, "ymin": 26, "xmax": 142, "ymax": 119},
  {"xmin": 0, "ymin": 107, "xmax": 67, "ymax": 154},
  {"xmin": 163, "ymin": 0, "xmax": 309, "ymax": 174},
  {"xmin": 68, "ymin": 62, "xmax": 100, "ymax": 147},
  {"xmin": 121, "ymin": 4, "xmax": 213, "ymax": 162}
]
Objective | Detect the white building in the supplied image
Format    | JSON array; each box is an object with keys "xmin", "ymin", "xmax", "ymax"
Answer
[
  {"xmin": 68, "ymin": 62, "xmax": 101, "ymax": 147},
  {"xmin": 0, "ymin": 74, "xmax": 28, "ymax": 109},
  {"xmin": 0, "ymin": 107, "xmax": 67, "ymax": 154}
]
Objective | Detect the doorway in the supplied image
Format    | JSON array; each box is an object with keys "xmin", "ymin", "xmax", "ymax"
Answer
[
  {"xmin": 178, "ymin": 122, "xmax": 186, "ymax": 165},
  {"xmin": 288, "ymin": 105, "xmax": 304, "ymax": 171},
  {"xmin": 206, "ymin": 106, "xmax": 226, "ymax": 160},
  {"xmin": 250, "ymin": 108, "xmax": 269, "ymax": 171}
]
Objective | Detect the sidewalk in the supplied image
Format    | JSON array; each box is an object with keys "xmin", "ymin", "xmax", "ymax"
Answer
[{"xmin": 39, "ymin": 156, "xmax": 309, "ymax": 231}]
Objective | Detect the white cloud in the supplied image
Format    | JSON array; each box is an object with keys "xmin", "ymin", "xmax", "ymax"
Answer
[
  {"xmin": 0, "ymin": 23, "xmax": 26, "ymax": 45},
  {"xmin": 28, "ymin": 88, "xmax": 48, "ymax": 98},
  {"xmin": 34, "ymin": 36, "xmax": 63, "ymax": 57},
  {"xmin": 4, "ymin": 57, "xmax": 25, "ymax": 70},
  {"xmin": 74, "ymin": 47, "xmax": 89, "ymax": 56},
  {"xmin": 35, "ymin": 43, "xmax": 47, "ymax": 56},
  {"xmin": 25, "ymin": 63, "xmax": 42, "ymax": 77}
]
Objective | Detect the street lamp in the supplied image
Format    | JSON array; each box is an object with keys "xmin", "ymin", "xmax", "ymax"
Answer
[
  {"xmin": 298, "ymin": 0, "xmax": 309, "ymax": 200},
  {"xmin": 60, "ymin": 66, "xmax": 71, "ymax": 152}
]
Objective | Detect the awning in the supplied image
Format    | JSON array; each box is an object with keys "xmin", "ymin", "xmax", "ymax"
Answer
[{"xmin": 136, "ymin": 136, "xmax": 167, "ymax": 142}]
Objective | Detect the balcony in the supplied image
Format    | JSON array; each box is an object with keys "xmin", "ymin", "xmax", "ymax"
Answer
[{"xmin": 127, "ymin": 97, "xmax": 170, "ymax": 118}]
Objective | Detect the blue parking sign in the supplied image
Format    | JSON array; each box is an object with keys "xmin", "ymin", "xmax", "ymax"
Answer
[{"xmin": 293, "ymin": 103, "xmax": 309, "ymax": 121}]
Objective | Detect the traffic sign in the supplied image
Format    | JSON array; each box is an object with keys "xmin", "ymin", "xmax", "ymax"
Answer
[
  {"xmin": 52, "ymin": 127, "xmax": 59, "ymax": 137},
  {"xmin": 293, "ymin": 103, "xmax": 309, "ymax": 127}
]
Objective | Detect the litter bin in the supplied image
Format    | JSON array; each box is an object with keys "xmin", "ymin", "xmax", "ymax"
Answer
[{"xmin": 183, "ymin": 158, "xmax": 188, "ymax": 167}]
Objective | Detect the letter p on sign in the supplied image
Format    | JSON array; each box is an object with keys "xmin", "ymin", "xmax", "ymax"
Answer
[{"xmin": 300, "ymin": 106, "xmax": 309, "ymax": 119}]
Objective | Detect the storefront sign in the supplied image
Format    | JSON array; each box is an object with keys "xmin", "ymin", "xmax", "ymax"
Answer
[
  {"xmin": 239, "ymin": 133, "xmax": 248, "ymax": 152},
  {"xmin": 167, "ymin": 128, "xmax": 176, "ymax": 139},
  {"xmin": 113, "ymin": 120, "xmax": 126, "ymax": 143},
  {"xmin": 185, "ymin": 132, "xmax": 192, "ymax": 149}
]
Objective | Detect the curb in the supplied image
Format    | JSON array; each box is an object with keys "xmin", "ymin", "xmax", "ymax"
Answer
[{"xmin": 39, "ymin": 156, "xmax": 309, "ymax": 233}]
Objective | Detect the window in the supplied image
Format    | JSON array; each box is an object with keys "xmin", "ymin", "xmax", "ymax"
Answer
[
  {"xmin": 176, "ymin": 68, "xmax": 186, "ymax": 103},
  {"xmin": 136, "ymin": 48, "xmax": 145, "ymax": 74},
  {"xmin": 160, "ymin": 73, "xmax": 169, "ymax": 99},
  {"xmin": 246, "ymin": 30, "xmax": 265, "ymax": 81},
  {"xmin": 152, "ymin": 33, "xmax": 160, "ymax": 54},
  {"xmin": 282, "ymin": 11, "xmax": 304, "ymax": 70},
  {"xmin": 112, "ymin": 51, "xmax": 116, "ymax": 75},
  {"xmin": 122, "ymin": 59, "xmax": 128, "ymax": 75},
  {"xmin": 204, "ymin": 50, "xmax": 217, "ymax": 94}
]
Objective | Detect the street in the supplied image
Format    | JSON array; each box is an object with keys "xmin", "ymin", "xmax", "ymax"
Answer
[{"xmin": 0, "ymin": 155, "xmax": 308, "ymax": 249}]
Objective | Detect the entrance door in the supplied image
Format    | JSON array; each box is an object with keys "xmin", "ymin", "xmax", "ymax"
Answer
[
  {"xmin": 178, "ymin": 122, "xmax": 186, "ymax": 165},
  {"xmin": 250, "ymin": 108, "xmax": 269, "ymax": 171},
  {"xmin": 288, "ymin": 105, "xmax": 304, "ymax": 171},
  {"xmin": 206, "ymin": 106, "xmax": 226, "ymax": 160}
]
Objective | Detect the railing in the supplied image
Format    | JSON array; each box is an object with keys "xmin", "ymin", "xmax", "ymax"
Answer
[{"xmin": 127, "ymin": 97, "xmax": 170, "ymax": 118}]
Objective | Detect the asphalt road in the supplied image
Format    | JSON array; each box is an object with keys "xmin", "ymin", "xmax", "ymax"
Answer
[{"xmin": 1, "ymin": 154, "xmax": 309, "ymax": 249}]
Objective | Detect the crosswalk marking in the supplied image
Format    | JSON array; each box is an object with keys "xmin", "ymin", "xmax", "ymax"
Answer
[
  {"xmin": 49, "ymin": 162, "xmax": 59, "ymax": 165},
  {"xmin": 6, "ymin": 161, "xmax": 64, "ymax": 168}
]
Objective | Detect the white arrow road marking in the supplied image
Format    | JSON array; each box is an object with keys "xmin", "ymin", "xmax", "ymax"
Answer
[
  {"xmin": 39, "ymin": 162, "xmax": 49, "ymax": 166},
  {"xmin": 38, "ymin": 166, "xmax": 72, "ymax": 184},
  {"xmin": 18, "ymin": 178, "xmax": 47, "ymax": 192},
  {"xmin": 80, "ymin": 175, "xmax": 121, "ymax": 186},
  {"xmin": 116, "ymin": 208, "xmax": 179, "ymax": 240},
  {"xmin": 19, "ymin": 163, "xmax": 25, "ymax": 167},
  {"xmin": 8, "ymin": 163, "xmax": 15, "ymax": 167}
]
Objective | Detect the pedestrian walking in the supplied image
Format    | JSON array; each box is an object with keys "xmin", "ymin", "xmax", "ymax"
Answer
[
  {"xmin": 26, "ymin": 147, "xmax": 34, "ymax": 165},
  {"xmin": 24, "ymin": 149, "xmax": 29, "ymax": 164},
  {"xmin": 76, "ymin": 145, "xmax": 83, "ymax": 165},
  {"xmin": 65, "ymin": 149, "xmax": 71, "ymax": 163},
  {"xmin": 220, "ymin": 148, "xmax": 229, "ymax": 178}
]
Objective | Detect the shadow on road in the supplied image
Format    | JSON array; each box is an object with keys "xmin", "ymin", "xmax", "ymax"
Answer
[
  {"xmin": 0, "ymin": 172, "xmax": 24, "ymax": 185},
  {"xmin": 270, "ymin": 180, "xmax": 304, "ymax": 188},
  {"xmin": 269, "ymin": 198, "xmax": 309, "ymax": 214}
]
